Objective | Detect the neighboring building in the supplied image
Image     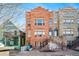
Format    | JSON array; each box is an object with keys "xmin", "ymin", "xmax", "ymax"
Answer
[
  {"xmin": 53, "ymin": 11, "xmax": 59, "ymax": 36},
  {"xmin": 77, "ymin": 11, "xmax": 79, "ymax": 36},
  {"xmin": 26, "ymin": 7, "xmax": 55, "ymax": 47},
  {"xmin": 58, "ymin": 7, "xmax": 78, "ymax": 41},
  {"xmin": 0, "ymin": 20, "xmax": 20, "ymax": 48}
]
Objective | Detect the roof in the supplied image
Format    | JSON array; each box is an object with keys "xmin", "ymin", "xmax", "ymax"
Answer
[
  {"xmin": 29, "ymin": 6, "xmax": 49, "ymax": 13},
  {"xmin": 61, "ymin": 6, "xmax": 77, "ymax": 11},
  {"xmin": 0, "ymin": 19, "xmax": 18, "ymax": 29}
]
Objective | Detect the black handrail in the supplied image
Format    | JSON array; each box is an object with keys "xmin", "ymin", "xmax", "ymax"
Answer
[{"xmin": 39, "ymin": 39, "xmax": 48, "ymax": 49}]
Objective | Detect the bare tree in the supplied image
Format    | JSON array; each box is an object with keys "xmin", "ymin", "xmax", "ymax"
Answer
[{"xmin": 0, "ymin": 3, "xmax": 23, "ymax": 25}]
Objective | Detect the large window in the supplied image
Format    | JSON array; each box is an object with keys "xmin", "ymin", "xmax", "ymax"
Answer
[
  {"xmin": 63, "ymin": 28, "xmax": 73, "ymax": 36},
  {"xmin": 35, "ymin": 18, "xmax": 45, "ymax": 25},
  {"xmin": 63, "ymin": 19, "xmax": 73, "ymax": 24},
  {"xmin": 34, "ymin": 30, "xmax": 45, "ymax": 37}
]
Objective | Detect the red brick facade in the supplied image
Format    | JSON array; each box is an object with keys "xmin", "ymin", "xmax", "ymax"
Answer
[{"xmin": 26, "ymin": 7, "xmax": 54, "ymax": 48}]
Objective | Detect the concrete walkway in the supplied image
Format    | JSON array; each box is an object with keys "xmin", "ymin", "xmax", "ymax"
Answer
[{"xmin": 10, "ymin": 49, "xmax": 79, "ymax": 56}]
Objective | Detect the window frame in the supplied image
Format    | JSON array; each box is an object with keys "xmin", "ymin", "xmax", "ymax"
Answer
[
  {"xmin": 34, "ymin": 30, "xmax": 45, "ymax": 37},
  {"xmin": 35, "ymin": 18, "xmax": 45, "ymax": 26},
  {"xmin": 49, "ymin": 18, "xmax": 53, "ymax": 26}
]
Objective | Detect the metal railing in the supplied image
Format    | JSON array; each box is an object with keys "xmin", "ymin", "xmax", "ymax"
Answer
[{"xmin": 39, "ymin": 39, "xmax": 48, "ymax": 49}]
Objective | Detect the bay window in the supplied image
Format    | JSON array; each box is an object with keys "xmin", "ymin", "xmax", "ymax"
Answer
[{"xmin": 35, "ymin": 18, "xmax": 45, "ymax": 25}]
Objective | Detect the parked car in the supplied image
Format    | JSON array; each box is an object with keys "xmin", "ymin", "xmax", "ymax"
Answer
[
  {"xmin": 72, "ymin": 36, "xmax": 79, "ymax": 50},
  {"xmin": 67, "ymin": 41, "xmax": 73, "ymax": 49}
]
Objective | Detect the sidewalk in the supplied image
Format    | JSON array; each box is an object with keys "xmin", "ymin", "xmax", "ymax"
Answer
[{"xmin": 11, "ymin": 49, "xmax": 79, "ymax": 56}]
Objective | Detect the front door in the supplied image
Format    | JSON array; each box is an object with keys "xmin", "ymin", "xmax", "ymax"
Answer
[{"xmin": 20, "ymin": 32, "xmax": 26, "ymax": 46}]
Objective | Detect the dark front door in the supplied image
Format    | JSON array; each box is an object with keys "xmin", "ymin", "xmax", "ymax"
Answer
[{"xmin": 20, "ymin": 32, "xmax": 26, "ymax": 46}]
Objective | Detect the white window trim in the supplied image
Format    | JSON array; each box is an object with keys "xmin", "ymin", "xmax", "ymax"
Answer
[
  {"xmin": 35, "ymin": 18, "xmax": 45, "ymax": 25},
  {"xmin": 34, "ymin": 30, "xmax": 45, "ymax": 36}
]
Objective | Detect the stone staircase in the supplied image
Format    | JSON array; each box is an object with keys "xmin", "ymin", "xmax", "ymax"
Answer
[{"xmin": 39, "ymin": 36, "xmax": 67, "ymax": 51}]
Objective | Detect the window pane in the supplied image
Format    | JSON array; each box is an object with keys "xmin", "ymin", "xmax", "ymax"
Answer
[
  {"xmin": 35, "ymin": 18, "xmax": 44, "ymax": 25},
  {"xmin": 49, "ymin": 18, "xmax": 52, "ymax": 26},
  {"xmin": 63, "ymin": 29, "xmax": 73, "ymax": 36},
  {"xmin": 77, "ymin": 19, "xmax": 79, "ymax": 23},
  {"xmin": 38, "ymin": 19, "xmax": 43, "ymax": 25},
  {"xmin": 34, "ymin": 30, "xmax": 45, "ymax": 37}
]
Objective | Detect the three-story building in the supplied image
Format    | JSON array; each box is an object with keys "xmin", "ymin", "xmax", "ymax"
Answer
[{"xmin": 26, "ymin": 7, "xmax": 55, "ymax": 47}]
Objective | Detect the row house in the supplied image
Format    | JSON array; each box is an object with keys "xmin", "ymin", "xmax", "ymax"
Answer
[
  {"xmin": 26, "ymin": 6, "xmax": 79, "ymax": 48},
  {"xmin": 26, "ymin": 7, "xmax": 58, "ymax": 48}
]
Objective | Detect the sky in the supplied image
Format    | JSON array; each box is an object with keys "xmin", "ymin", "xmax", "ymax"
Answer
[
  {"xmin": 16, "ymin": 3, "xmax": 79, "ymax": 31},
  {"xmin": 19, "ymin": 3, "xmax": 79, "ymax": 11}
]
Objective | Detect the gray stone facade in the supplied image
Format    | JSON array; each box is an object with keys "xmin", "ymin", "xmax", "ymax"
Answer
[{"xmin": 57, "ymin": 7, "xmax": 79, "ymax": 41}]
